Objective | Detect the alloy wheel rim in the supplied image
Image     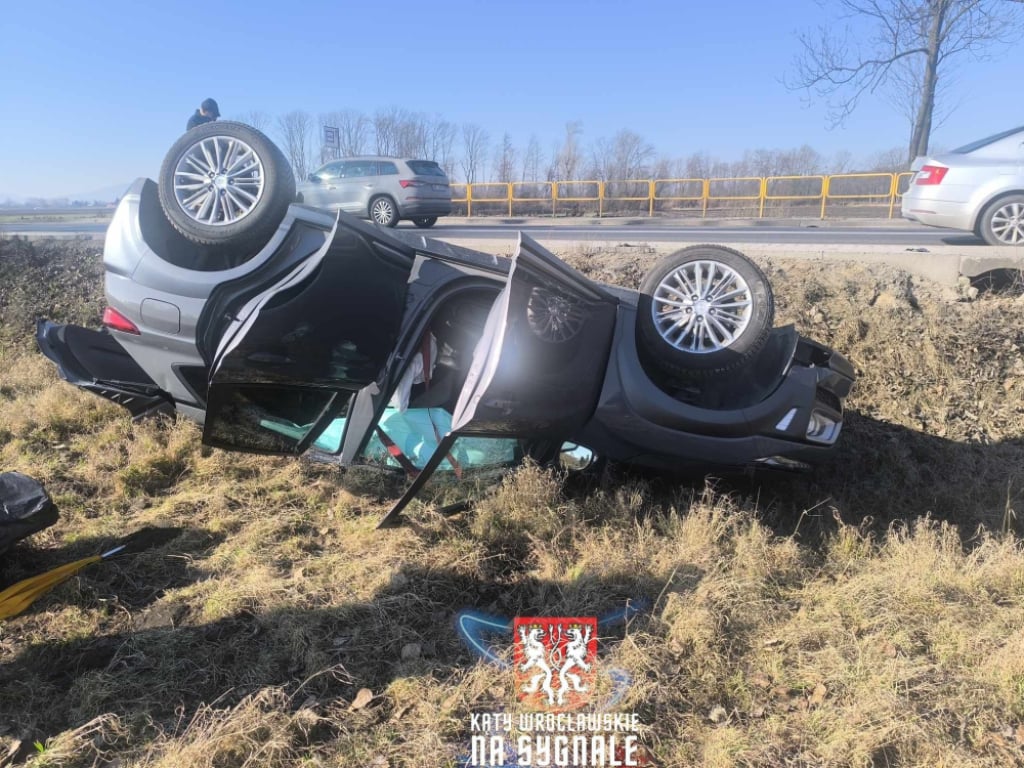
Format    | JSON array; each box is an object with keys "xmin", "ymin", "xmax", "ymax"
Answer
[
  {"xmin": 991, "ymin": 202, "xmax": 1024, "ymax": 245},
  {"xmin": 526, "ymin": 287, "xmax": 585, "ymax": 342},
  {"xmin": 652, "ymin": 260, "xmax": 753, "ymax": 353},
  {"xmin": 172, "ymin": 136, "xmax": 265, "ymax": 226},
  {"xmin": 372, "ymin": 199, "xmax": 393, "ymax": 224}
]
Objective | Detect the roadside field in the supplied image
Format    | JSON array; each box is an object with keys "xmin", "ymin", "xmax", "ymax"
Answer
[{"xmin": 1, "ymin": 237, "xmax": 1023, "ymax": 767}]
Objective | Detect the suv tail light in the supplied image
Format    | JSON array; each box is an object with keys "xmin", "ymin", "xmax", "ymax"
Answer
[
  {"xmin": 915, "ymin": 165, "xmax": 949, "ymax": 185},
  {"xmin": 399, "ymin": 179, "xmax": 424, "ymax": 188},
  {"xmin": 102, "ymin": 306, "xmax": 140, "ymax": 335}
]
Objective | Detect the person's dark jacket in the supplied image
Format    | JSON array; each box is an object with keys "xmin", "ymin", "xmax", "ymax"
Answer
[{"xmin": 186, "ymin": 110, "xmax": 214, "ymax": 131}]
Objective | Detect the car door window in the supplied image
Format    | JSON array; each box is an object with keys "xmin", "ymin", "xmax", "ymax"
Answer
[
  {"xmin": 205, "ymin": 386, "xmax": 351, "ymax": 453},
  {"xmin": 316, "ymin": 162, "xmax": 344, "ymax": 180},
  {"xmin": 342, "ymin": 161, "xmax": 372, "ymax": 178},
  {"xmin": 202, "ymin": 219, "xmax": 418, "ymax": 455},
  {"xmin": 348, "ymin": 405, "xmax": 516, "ymax": 471},
  {"xmin": 377, "ymin": 161, "xmax": 399, "ymax": 175}
]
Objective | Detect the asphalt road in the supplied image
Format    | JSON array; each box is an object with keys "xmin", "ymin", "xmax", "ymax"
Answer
[{"xmin": 0, "ymin": 220, "xmax": 979, "ymax": 246}]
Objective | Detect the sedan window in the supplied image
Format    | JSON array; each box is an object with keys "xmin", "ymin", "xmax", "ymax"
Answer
[{"xmin": 951, "ymin": 126, "xmax": 1024, "ymax": 155}]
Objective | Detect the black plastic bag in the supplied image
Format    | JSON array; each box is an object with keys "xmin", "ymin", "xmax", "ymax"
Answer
[{"xmin": 0, "ymin": 472, "xmax": 58, "ymax": 555}]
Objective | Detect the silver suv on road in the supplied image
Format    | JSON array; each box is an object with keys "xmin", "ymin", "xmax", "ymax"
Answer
[{"xmin": 297, "ymin": 156, "xmax": 452, "ymax": 228}]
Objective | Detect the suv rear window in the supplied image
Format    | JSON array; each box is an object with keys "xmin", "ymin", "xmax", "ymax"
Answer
[{"xmin": 407, "ymin": 161, "xmax": 447, "ymax": 177}]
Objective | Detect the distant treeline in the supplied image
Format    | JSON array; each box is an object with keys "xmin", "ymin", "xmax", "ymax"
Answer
[{"xmin": 248, "ymin": 107, "xmax": 912, "ymax": 185}]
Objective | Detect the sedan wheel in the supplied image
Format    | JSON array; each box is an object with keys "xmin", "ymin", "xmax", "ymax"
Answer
[
  {"xmin": 651, "ymin": 260, "xmax": 753, "ymax": 354},
  {"xmin": 370, "ymin": 196, "xmax": 398, "ymax": 227},
  {"xmin": 637, "ymin": 245, "xmax": 774, "ymax": 378},
  {"xmin": 982, "ymin": 195, "xmax": 1024, "ymax": 245}
]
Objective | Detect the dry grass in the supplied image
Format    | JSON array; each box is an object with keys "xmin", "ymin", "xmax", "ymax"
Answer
[{"xmin": 2, "ymin": 238, "xmax": 1024, "ymax": 767}]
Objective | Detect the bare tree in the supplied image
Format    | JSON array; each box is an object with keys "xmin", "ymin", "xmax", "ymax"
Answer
[
  {"xmin": 460, "ymin": 124, "xmax": 490, "ymax": 183},
  {"xmin": 883, "ymin": 52, "xmax": 963, "ymax": 139},
  {"xmin": 320, "ymin": 109, "xmax": 370, "ymax": 157},
  {"xmin": 790, "ymin": 0, "xmax": 1024, "ymax": 161},
  {"xmin": 831, "ymin": 149, "xmax": 856, "ymax": 173},
  {"xmin": 520, "ymin": 134, "xmax": 544, "ymax": 182},
  {"xmin": 492, "ymin": 133, "xmax": 518, "ymax": 183},
  {"xmin": 373, "ymin": 107, "xmax": 405, "ymax": 156},
  {"xmin": 426, "ymin": 116, "xmax": 458, "ymax": 174},
  {"xmin": 277, "ymin": 111, "xmax": 315, "ymax": 180},
  {"xmin": 864, "ymin": 145, "xmax": 910, "ymax": 170},
  {"xmin": 551, "ymin": 121, "xmax": 584, "ymax": 181},
  {"xmin": 239, "ymin": 110, "xmax": 273, "ymax": 132}
]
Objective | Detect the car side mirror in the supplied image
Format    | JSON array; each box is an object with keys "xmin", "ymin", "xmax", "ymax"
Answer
[{"xmin": 307, "ymin": 174, "xmax": 321, "ymax": 183}]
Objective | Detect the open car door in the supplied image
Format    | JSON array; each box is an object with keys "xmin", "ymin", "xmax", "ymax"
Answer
[
  {"xmin": 378, "ymin": 233, "xmax": 619, "ymax": 526},
  {"xmin": 201, "ymin": 217, "xmax": 416, "ymax": 455}
]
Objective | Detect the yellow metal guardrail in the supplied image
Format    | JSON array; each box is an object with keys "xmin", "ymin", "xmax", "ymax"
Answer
[{"xmin": 451, "ymin": 171, "xmax": 914, "ymax": 218}]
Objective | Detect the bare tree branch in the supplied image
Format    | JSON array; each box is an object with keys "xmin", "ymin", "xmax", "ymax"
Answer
[
  {"xmin": 460, "ymin": 124, "xmax": 489, "ymax": 183},
  {"xmin": 788, "ymin": 0, "xmax": 1024, "ymax": 160},
  {"xmin": 276, "ymin": 111, "xmax": 315, "ymax": 180}
]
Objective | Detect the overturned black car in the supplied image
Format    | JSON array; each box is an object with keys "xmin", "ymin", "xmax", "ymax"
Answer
[{"xmin": 37, "ymin": 122, "xmax": 854, "ymax": 523}]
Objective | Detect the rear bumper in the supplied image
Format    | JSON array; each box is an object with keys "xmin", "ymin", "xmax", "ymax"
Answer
[
  {"xmin": 578, "ymin": 308, "xmax": 855, "ymax": 472},
  {"xmin": 36, "ymin": 320, "xmax": 174, "ymax": 419},
  {"xmin": 901, "ymin": 190, "xmax": 975, "ymax": 231},
  {"xmin": 398, "ymin": 200, "xmax": 452, "ymax": 218}
]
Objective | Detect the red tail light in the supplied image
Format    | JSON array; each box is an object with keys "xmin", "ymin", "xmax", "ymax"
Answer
[
  {"xmin": 102, "ymin": 306, "xmax": 140, "ymax": 335},
  {"xmin": 399, "ymin": 179, "xmax": 424, "ymax": 188},
  {"xmin": 915, "ymin": 165, "xmax": 949, "ymax": 185}
]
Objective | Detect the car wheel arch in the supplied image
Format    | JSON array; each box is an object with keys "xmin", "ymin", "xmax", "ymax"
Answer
[
  {"xmin": 970, "ymin": 189, "xmax": 1024, "ymax": 240},
  {"xmin": 972, "ymin": 188, "xmax": 1024, "ymax": 233}
]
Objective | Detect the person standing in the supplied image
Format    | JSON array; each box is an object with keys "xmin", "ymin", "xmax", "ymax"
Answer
[{"xmin": 186, "ymin": 98, "xmax": 220, "ymax": 130}]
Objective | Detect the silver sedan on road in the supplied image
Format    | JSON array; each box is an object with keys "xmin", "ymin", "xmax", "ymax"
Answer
[{"xmin": 902, "ymin": 126, "xmax": 1024, "ymax": 245}]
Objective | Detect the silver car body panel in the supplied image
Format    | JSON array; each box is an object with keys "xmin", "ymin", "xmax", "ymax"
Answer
[
  {"xmin": 102, "ymin": 178, "xmax": 336, "ymax": 415},
  {"xmin": 902, "ymin": 127, "xmax": 1024, "ymax": 234},
  {"xmin": 296, "ymin": 156, "xmax": 452, "ymax": 221}
]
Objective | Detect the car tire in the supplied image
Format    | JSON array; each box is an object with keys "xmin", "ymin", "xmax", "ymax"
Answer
[
  {"xmin": 158, "ymin": 121, "xmax": 295, "ymax": 255},
  {"xmin": 369, "ymin": 195, "xmax": 399, "ymax": 227},
  {"xmin": 978, "ymin": 193, "xmax": 1024, "ymax": 246},
  {"xmin": 637, "ymin": 244, "xmax": 774, "ymax": 378},
  {"xmin": 413, "ymin": 216, "xmax": 438, "ymax": 229}
]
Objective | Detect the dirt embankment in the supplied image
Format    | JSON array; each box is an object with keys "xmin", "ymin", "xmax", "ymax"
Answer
[{"xmin": 0, "ymin": 237, "xmax": 104, "ymax": 349}]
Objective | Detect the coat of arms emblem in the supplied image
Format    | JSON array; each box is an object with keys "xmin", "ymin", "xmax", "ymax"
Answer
[{"xmin": 513, "ymin": 616, "xmax": 598, "ymax": 710}]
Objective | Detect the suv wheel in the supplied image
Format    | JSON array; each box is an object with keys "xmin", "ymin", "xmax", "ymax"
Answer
[
  {"xmin": 157, "ymin": 121, "xmax": 295, "ymax": 255},
  {"xmin": 413, "ymin": 217, "xmax": 438, "ymax": 229},
  {"xmin": 369, "ymin": 195, "xmax": 399, "ymax": 227}
]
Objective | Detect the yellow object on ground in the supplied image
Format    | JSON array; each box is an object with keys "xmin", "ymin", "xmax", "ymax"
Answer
[{"xmin": 0, "ymin": 545, "xmax": 124, "ymax": 620}]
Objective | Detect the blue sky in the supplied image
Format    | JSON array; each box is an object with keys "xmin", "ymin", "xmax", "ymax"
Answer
[{"xmin": 1, "ymin": 0, "xmax": 1021, "ymax": 198}]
